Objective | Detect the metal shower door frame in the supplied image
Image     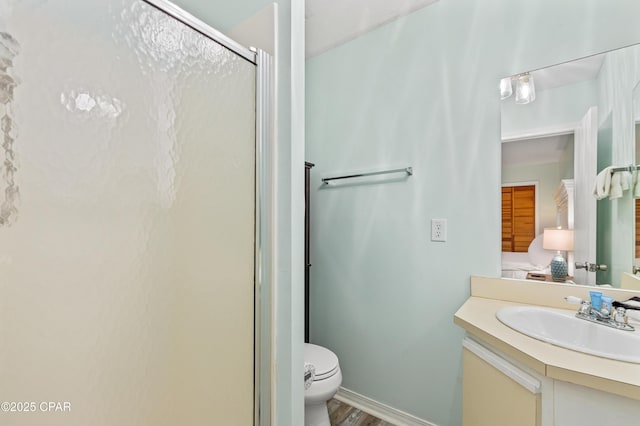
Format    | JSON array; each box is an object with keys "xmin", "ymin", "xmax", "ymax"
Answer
[{"xmin": 141, "ymin": 1, "xmax": 273, "ymax": 424}]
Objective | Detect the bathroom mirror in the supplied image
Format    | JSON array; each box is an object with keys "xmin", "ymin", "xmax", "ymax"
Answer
[{"xmin": 501, "ymin": 43, "xmax": 640, "ymax": 287}]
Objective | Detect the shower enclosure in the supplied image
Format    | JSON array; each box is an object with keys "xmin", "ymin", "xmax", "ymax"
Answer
[{"xmin": 0, "ymin": 0, "xmax": 271, "ymax": 424}]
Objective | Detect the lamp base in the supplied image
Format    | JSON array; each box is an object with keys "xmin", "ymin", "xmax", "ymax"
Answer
[{"xmin": 550, "ymin": 253, "xmax": 568, "ymax": 282}]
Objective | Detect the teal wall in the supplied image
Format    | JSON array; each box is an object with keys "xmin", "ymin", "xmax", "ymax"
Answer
[
  {"xmin": 306, "ymin": 1, "xmax": 640, "ymax": 425},
  {"xmin": 597, "ymin": 117, "xmax": 613, "ymax": 284}
]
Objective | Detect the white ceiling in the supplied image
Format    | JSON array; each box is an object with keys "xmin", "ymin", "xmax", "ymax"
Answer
[
  {"xmin": 502, "ymin": 134, "xmax": 573, "ymax": 168},
  {"xmin": 305, "ymin": 0, "xmax": 439, "ymax": 58},
  {"xmin": 531, "ymin": 52, "xmax": 605, "ymax": 91}
]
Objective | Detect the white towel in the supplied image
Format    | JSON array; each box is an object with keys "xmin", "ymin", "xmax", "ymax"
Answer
[
  {"xmin": 304, "ymin": 363, "xmax": 315, "ymax": 390},
  {"xmin": 609, "ymin": 172, "xmax": 623, "ymax": 199},
  {"xmin": 609, "ymin": 171, "xmax": 632, "ymax": 199},
  {"xmin": 621, "ymin": 171, "xmax": 632, "ymax": 191},
  {"xmin": 593, "ymin": 166, "xmax": 613, "ymax": 200}
]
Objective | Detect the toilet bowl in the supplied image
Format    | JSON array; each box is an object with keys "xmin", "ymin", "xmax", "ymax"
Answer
[{"xmin": 304, "ymin": 343, "xmax": 342, "ymax": 426}]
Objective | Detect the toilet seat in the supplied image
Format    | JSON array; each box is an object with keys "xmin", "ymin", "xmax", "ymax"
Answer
[{"xmin": 304, "ymin": 343, "xmax": 339, "ymax": 380}]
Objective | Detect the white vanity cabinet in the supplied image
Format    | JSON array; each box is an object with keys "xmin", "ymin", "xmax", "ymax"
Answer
[
  {"xmin": 462, "ymin": 337, "xmax": 543, "ymax": 426},
  {"xmin": 554, "ymin": 381, "xmax": 640, "ymax": 424},
  {"xmin": 456, "ymin": 278, "xmax": 640, "ymax": 426},
  {"xmin": 462, "ymin": 337, "xmax": 640, "ymax": 426}
]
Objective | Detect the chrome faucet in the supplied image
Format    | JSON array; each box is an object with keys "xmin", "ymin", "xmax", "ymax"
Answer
[{"xmin": 575, "ymin": 300, "xmax": 634, "ymax": 331}]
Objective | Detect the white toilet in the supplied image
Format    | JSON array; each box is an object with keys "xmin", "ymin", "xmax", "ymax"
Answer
[{"xmin": 304, "ymin": 343, "xmax": 342, "ymax": 426}]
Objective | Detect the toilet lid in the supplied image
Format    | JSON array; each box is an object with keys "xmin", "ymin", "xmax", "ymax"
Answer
[{"xmin": 304, "ymin": 343, "xmax": 339, "ymax": 380}]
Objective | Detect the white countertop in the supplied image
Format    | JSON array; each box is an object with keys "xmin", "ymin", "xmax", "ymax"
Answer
[{"xmin": 455, "ymin": 277, "xmax": 640, "ymax": 400}]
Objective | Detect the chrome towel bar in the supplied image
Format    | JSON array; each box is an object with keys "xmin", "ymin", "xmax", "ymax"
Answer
[
  {"xmin": 322, "ymin": 167, "xmax": 413, "ymax": 184},
  {"xmin": 611, "ymin": 164, "xmax": 640, "ymax": 173}
]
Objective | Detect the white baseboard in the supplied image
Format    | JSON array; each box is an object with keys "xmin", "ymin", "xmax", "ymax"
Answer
[{"xmin": 334, "ymin": 387, "xmax": 438, "ymax": 426}]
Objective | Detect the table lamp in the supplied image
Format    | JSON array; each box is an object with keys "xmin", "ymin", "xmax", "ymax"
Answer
[{"xmin": 543, "ymin": 228, "xmax": 574, "ymax": 282}]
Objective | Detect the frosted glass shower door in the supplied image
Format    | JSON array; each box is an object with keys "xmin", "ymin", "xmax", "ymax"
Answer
[{"xmin": 0, "ymin": 1, "xmax": 257, "ymax": 425}]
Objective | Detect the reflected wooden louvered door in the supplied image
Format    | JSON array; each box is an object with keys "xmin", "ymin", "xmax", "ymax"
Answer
[
  {"xmin": 502, "ymin": 188, "xmax": 514, "ymax": 251},
  {"xmin": 502, "ymin": 185, "xmax": 536, "ymax": 252}
]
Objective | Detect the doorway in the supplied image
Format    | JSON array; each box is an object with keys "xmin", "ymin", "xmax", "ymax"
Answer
[{"xmin": 502, "ymin": 184, "xmax": 536, "ymax": 252}]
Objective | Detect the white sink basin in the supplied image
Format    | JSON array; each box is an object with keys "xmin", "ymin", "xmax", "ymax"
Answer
[{"xmin": 496, "ymin": 306, "xmax": 640, "ymax": 363}]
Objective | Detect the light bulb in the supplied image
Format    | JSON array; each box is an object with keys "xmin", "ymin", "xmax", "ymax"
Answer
[
  {"xmin": 515, "ymin": 73, "xmax": 536, "ymax": 104},
  {"xmin": 499, "ymin": 77, "xmax": 513, "ymax": 100}
]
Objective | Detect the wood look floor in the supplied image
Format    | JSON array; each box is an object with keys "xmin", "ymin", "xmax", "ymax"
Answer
[{"xmin": 328, "ymin": 399, "xmax": 395, "ymax": 426}]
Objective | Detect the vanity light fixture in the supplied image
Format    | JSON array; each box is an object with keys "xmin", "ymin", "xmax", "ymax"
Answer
[
  {"xmin": 543, "ymin": 227, "xmax": 574, "ymax": 282},
  {"xmin": 515, "ymin": 72, "xmax": 536, "ymax": 104},
  {"xmin": 499, "ymin": 72, "xmax": 536, "ymax": 104},
  {"xmin": 499, "ymin": 76, "xmax": 513, "ymax": 100}
]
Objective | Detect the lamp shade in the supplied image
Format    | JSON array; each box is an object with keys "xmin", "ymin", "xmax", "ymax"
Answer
[{"xmin": 543, "ymin": 228, "xmax": 574, "ymax": 251}]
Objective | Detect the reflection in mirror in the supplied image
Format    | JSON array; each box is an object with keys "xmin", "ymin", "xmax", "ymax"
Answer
[
  {"xmin": 597, "ymin": 114, "xmax": 613, "ymax": 285},
  {"xmin": 501, "ymin": 43, "xmax": 640, "ymax": 288},
  {"xmin": 633, "ymin": 84, "xmax": 640, "ymax": 269}
]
